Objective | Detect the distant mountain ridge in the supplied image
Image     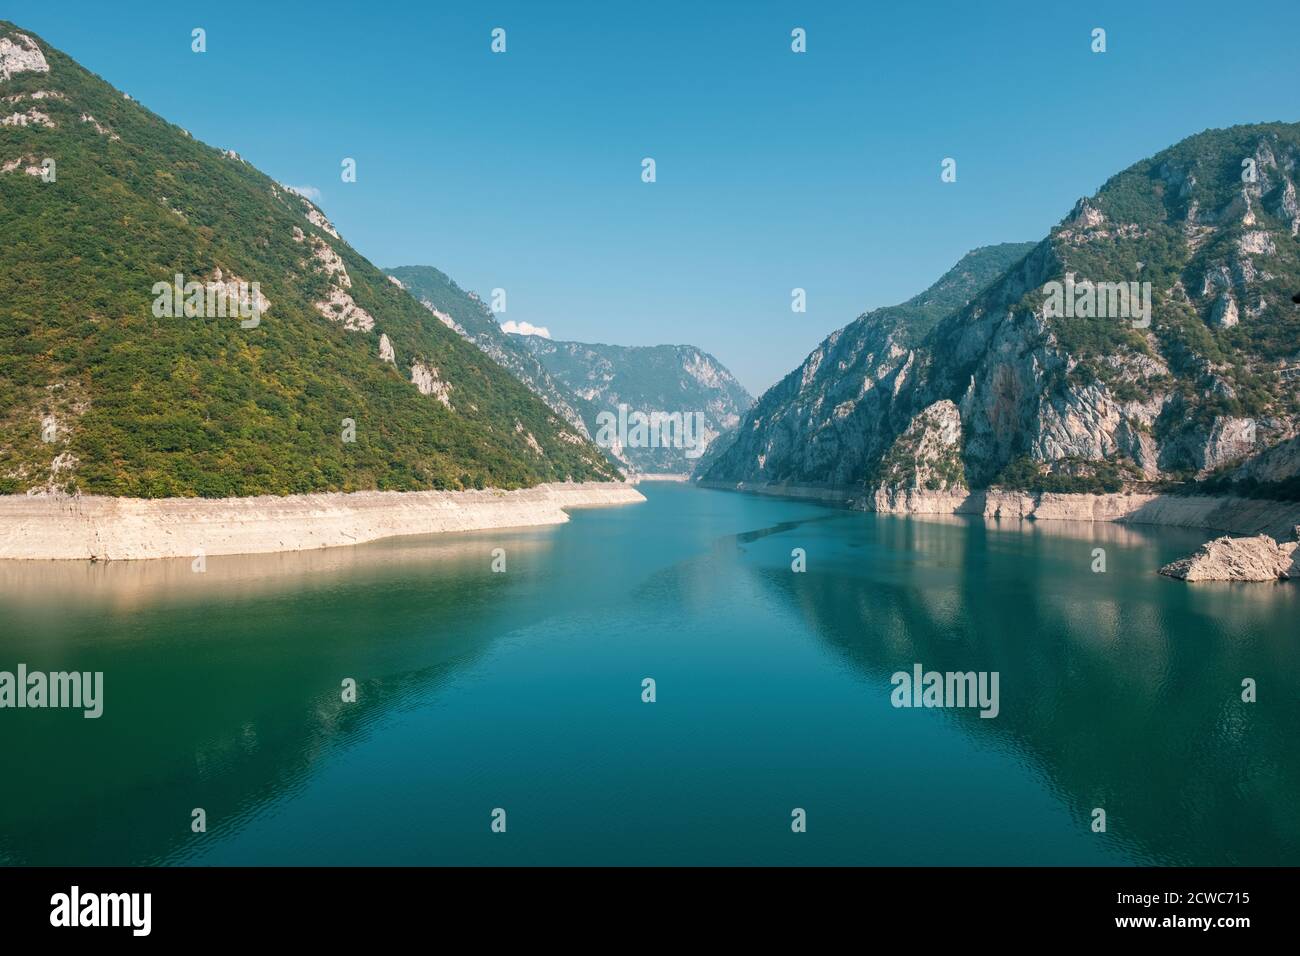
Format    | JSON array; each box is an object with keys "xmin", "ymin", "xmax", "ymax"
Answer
[
  {"xmin": 0, "ymin": 21, "xmax": 618, "ymax": 497},
  {"xmin": 518, "ymin": 338, "xmax": 753, "ymax": 475},
  {"xmin": 386, "ymin": 265, "xmax": 752, "ymax": 475},
  {"xmin": 702, "ymin": 123, "xmax": 1300, "ymax": 501},
  {"xmin": 384, "ymin": 265, "xmax": 592, "ymax": 439}
]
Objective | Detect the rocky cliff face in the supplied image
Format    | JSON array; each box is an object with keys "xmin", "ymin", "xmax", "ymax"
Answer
[
  {"xmin": 702, "ymin": 124, "xmax": 1300, "ymax": 499},
  {"xmin": 874, "ymin": 399, "xmax": 965, "ymax": 492},
  {"xmin": 700, "ymin": 242, "xmax": 1035, "ymax": 489},
  {"xmin": 520, "ymin": 339, "xmax": 753, "ymax": 475}
]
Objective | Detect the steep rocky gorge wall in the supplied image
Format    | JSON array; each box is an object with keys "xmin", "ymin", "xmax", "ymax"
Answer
[
  {"xmin": 704, "ymin": 127, "xmax": 1300, "ymax": 499},
  {"xmin": 0, "ymin": 483, "xmax": 644, "ymax": 561}
]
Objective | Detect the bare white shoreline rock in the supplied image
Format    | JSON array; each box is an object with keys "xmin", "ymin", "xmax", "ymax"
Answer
[
  {"xmin": 697, "ymin": 482, "xmax": 1300, "ymax": 541},
  {"xmin": 1159, "ymin": 533, "xmax": 1299, "ymax": 582},
  {"xmin": 0, "ymin": 482, "xmax": 644, "ymax": 561}
]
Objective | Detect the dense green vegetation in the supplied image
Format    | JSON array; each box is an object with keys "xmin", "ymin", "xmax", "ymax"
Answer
[
  {"xmin": 863, "ymin": 242, "xmax": 1037, "ymax": 346},
  {"xmin": 1043, "ymin": 124, "xmax": 1300, "ymax": 425},
  {"xmin": 992, "ymin": 456, "xmax": 1127, "ymax": 495},
  {"xmin": 0, "ymin": 22, "xmax": 617, "ymax": 496},
  {"xmin": 385, "ymin": 265, "xmax": 499, "ymax": 341},
  {"xmin": 384, "ymin": 264, "xmax": 600, "ymax": 456},
  {"xmin": 957, "ymin": 124, "xmax": 1300, "ymax": 492},
  {"xmin": 1179, "ymin": 464, "xmax": 1300, "ymax": 502}
]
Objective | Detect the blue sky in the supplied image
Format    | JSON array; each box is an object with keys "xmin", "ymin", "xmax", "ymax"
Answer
[{"xmin": 16, "ymin": 0, "xmax": 1300, "ymax": 394}]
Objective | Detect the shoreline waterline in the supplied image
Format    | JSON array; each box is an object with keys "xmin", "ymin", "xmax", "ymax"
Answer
[
  {"xmin": 0, "ymin": 482, "xmax": 645, "ymax": 561},
  {"xmin": 695, "ymin": 481, "xmax": 1300, "ymax": 540}
]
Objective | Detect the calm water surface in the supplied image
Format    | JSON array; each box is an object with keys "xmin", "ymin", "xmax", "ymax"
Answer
[{"xmin": 1, "ymin": 483, "xmax": 1297, "ymax": 865}]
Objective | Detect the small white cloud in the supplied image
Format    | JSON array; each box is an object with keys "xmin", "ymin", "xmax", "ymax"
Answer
[
  {"xmin": 500, "ymin": 320, "xmax": 551, "ymax": 338},
  {"xmin": 283, "ymin": 183, "xmax": 322, "ymax": 202}
]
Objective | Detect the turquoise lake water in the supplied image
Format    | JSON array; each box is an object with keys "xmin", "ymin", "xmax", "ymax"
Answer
[{"xmin": 1, "ymin": 482, "xmax": 1297, "ymax": 865}]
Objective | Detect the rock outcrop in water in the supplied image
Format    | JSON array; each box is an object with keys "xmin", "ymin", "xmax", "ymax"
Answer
[{"xmin": 1159, "ymin": 530, "xmax": 1300, "ymax": 582}]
